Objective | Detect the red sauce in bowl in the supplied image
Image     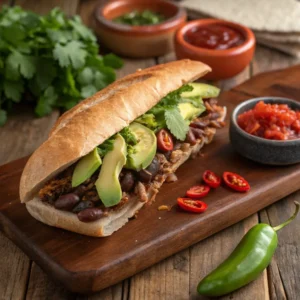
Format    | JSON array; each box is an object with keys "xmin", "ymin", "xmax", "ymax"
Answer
[
  {"xmin": 184, "ymin": 24, "xmax": 245, "ymax": 50},
  {"xmin": 238, "ymin": 101, "xmax": 300, "ymax": 140}
]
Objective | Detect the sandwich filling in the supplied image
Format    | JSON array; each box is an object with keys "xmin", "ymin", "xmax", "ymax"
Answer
[{"xmin": 37, "ymin": 83, "xmax": 225, "ymax": 223}]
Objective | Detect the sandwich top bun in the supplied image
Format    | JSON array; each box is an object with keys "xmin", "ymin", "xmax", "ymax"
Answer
[{"xmin": 20, "ymin": 59, "xmax": 211, "ymax": 203}]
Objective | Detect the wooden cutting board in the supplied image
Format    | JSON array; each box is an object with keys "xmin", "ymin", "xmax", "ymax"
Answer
[{"xmin": 1, "ymin": 66, "xmax": 300, "ymax": 293}]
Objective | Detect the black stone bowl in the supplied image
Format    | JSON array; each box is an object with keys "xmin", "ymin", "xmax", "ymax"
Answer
[{"xmin": 230, "ymin": 97, "xmax": 300, "ymax": 165}]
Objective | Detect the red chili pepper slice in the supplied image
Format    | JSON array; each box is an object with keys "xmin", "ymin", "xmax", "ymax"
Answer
[
  {"xmin": 203, "ymin": 170, "xmax": 221, "ymax": 188},
  {"xmin": 223, "ymin": 172, "xmax": 250, "ymax": 192},
  {"xmin": 156, "ymin": 129, "xmax": 174, "ymax": 152},
  {"xmin": 177, "ymin": 198, "xmax": 208, "ymax": 213},
  {"xmin": 186, "ymin": 185, "xmax": 210, "ymax": 199}
]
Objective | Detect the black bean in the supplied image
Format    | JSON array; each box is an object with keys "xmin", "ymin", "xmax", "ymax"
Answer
[
  {"xmin": 146, "ymin": 157, "xmax": 160, "ymax": 176},
  {"xmin": 210, "ymin": 112, "xmax": 220, "ymax": 120},
  {"xmin": 185, "ymin": 128, "xmax": 197, "ymax": 145},
  {"xmin": 73, "ymin": 185, "xmax": 86, "ymax": 197},
  {"xmin": 190, "ymin": 120, "xmax": 209, "ymax": 129},
  {"xmin": 77, "ymin": 208, "xmax": 103, "ymax": 222},
  {"xmin": 72, "ymin": 200, "xmax": 95, "ymax": 213},
  {"xmin": 190, "ymin": 127, "xmax": 204, "ymax": 139},
  {"xmin": 163, "ymin": 151, "xmax": 172, "ymax": 161},
  {"xmin": 120, "ymin": 171, "xmax": 135, "ymax": 192},
  {"xmin": 54, "ymin": 193, "xmax": 80, "ymax": 211},
  {"xmin": 138, "ymin": 169, "xmax": 152, "ymax": 183}
]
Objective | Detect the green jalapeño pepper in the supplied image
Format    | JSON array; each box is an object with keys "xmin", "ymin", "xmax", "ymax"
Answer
[{"xmin": 197, "ymin": 201, "xmax": 299, "ymax": 297}]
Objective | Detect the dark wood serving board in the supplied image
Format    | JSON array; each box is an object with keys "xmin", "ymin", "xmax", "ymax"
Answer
[{"xmin": 1, "ymin": 66, "xmax": 300, "ymax": 293}]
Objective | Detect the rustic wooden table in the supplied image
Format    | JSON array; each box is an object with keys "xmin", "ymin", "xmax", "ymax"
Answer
[{"xmin": 0, "ymin": 1, "xmax": 299, "ymax": 299}]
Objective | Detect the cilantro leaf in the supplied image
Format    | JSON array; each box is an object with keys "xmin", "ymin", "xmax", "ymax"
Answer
[
  {"xmin": 35, "ymin": 59, "xmax": 57, "ymax": 90},
  {"xmin": 53, "ymin": 41, "xmax": 87, "ymax": 69},
  {"xmin": 103, "ymin": 53, "xmax": 124, "ymax": 69},
  {"xmin": 165, "ymin": 107, "xmax": 189, "ymax": 141},
  {"xmin": 0, "ymin": 109, "xmax": 7, "ymax": 126},
  {"xmin": 69, "ymin": 16, "xmax": 96, "ymax": 42},
  {"xmin": 35, "ymin": 86, "xmax": 58, "ymax": 117},
  {"xmin": 4, "ymin": 80, "xmax": 24, "ymax": 102},
  {"xmin": 5, "ymin": 51, "xmax": 36, "ymax": 79},
  {"xmin": 77, "ymin": 67, "xmax": 94, "ymax": 86},
  {"xmin": 81, "ymin": 84, "xmax": 97, "ymax": 98}
]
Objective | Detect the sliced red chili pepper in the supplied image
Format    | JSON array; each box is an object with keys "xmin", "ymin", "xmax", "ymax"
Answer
[
  {"xmin": 177, "ymin": 198, "xmax": 208, "ymax": 213},
  {"xmin": 203, "ymin": 170, "xmax": 221, "ymax": 188},
  {"xmin": 156, "ymin": 129, "xmax": 174, "ymax": 152},
  {"xmin": 223, "ymin": 171, "xmax": 250, "ymax": 192},
  {"xmin": 186, "ymin": 185, "xmax": 210, "ymax": 199}
]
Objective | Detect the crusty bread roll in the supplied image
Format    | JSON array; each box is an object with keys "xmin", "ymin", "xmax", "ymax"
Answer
[
  {"xmin": 20, "ymin": 59, "xmax": 225, "ymax": 237},
  {"xmin": 20, "ymin": 59, "xmax": 211, "ymax": 203}
]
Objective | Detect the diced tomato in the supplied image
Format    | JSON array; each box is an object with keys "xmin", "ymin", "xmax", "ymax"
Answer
[{"xmin": 237, "ymin": 101, "xmax": 300, "ymax": 140}]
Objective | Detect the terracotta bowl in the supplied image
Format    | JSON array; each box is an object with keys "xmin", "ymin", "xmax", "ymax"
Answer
[
  {"xmin": 94, "ymin": 0, "xmax": 187, "ymax": 58},
  {"xmin": 174, "ymin": 19, "xmax": 256, "ymax": 80}
]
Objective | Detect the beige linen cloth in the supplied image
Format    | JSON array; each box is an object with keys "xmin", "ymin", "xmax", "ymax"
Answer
[{"xmin": 182, "ymin": 0, "xmax": 300, "ymax": 57}]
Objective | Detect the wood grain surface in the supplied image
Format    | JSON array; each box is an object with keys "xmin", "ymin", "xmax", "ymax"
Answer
[
  {"xmin": 1, "ymin": 62, "xmax": 300, "ymax": 295},
  {"xmin": 0, "ymin": 0, "xmax": 299, "ymax": 299}
]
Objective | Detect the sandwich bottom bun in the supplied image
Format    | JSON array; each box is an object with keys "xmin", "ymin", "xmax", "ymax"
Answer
[
  {"xmin": 26, "ymin": 196, "xmax": 145, "ymax": 237},
  {"xmin": 26, "ymin": 107, "xmax": 226, "ymax": 237}
]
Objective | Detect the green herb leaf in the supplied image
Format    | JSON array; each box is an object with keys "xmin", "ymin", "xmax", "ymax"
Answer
[
  {"xmin": 35, "ymin": 86, "xmax": 57, "ymax": 117},
  {"xmin": 97, "ymin": 137, "xmax": 115, "ymax": 158},
  {"xmin": 53, "ymin": 41, "xmax": 87, "ymax": 69},
  {"xmin": 4, "ymin": 80, "xmax": 24, "ymax": 102},
  {"xmin": 135, "ymin": 113, "xmax": 158, "ymax": 130},
  {"xmin": 164, "ymin": 107, "xmax": 189, "ymax": 141},
  {"xmin": 81, "ymin": 84, "xmax": 97, "ymax": 98},
  {"xmin": 0, "ymin": 109, "xmax": 7, "ymax": 126},
  {"xmin": 77, "ymin": 67, "xmax": 94, "ymax": 86},
  {"xmin": 0, "ymin": 6, "xmax": 121, "ymax": 125},
  {"xmin": 103, "ymin": 53, "xmax": 124, "ymax": 69}
]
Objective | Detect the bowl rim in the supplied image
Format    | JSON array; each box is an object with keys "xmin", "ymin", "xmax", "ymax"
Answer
[
  {"xmin": 94, "ymin": 0, "xmax": 187, "ymax": 35},
  {"xmin": 231, "ymin": 96, "xmax": 300, "ymax": 145},
  {"xmin": 175, "ymin": 19, "xmax": 256, "ymax": 56}
]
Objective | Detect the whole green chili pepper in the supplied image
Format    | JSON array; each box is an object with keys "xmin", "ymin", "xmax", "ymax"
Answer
[{"xmin": 197, "ymin": 201, "xmax": 299, "ymax": 297}]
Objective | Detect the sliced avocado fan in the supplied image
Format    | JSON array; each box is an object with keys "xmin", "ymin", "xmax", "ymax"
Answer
[
  {"xmin": 95, "ymin": 134, "xmax": 127, "ymax": 207},
  {"xmin": 72, "ymin": 148, "xmax": 102, "ymax": 188}
]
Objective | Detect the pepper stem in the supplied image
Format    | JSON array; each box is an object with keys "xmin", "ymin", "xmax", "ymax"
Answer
[{"xmin": 272, "ymin": 201, "xmax": 300, "ymax": 232}]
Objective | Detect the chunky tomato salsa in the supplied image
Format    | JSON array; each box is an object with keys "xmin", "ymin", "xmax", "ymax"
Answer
[{"xmin": 237, "ymin": 101, "xmax": 300, "ymax": 140}]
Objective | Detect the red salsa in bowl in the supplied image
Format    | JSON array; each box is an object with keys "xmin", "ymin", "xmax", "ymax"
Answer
[
  {"xmin": 237, "ymin": 101, "xmax": 300, "ymax": 140},
  {"xmin": 184, "ymin": 24, "xmax": 245, "ymax": 50}
]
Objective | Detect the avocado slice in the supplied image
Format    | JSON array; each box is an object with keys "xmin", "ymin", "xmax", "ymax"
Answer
[
  {"xmin": 125, "ymin": 122, "xmax": 157, "ymax": 171},
  {"xmin": 182, "ymin": 83, "xmax": 220, "ymax": 99},
  {"xmin": 178, "ymin": 102, "xmax": 206, "ymax": 121},
  {"xmin": 95, "ymin": 134, "xmax": 127, "ymax": 207},
  {"xmin": 72, "ymin": 148, "xmax": 102, "ymax": 188}
]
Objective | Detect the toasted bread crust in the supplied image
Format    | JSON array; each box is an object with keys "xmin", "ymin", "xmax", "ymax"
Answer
[{"xmin": 20, "ymin": 60, "xmax": 211, "ymax": 203}]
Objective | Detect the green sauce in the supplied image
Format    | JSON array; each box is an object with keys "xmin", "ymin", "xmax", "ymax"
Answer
[{"xmin": 113, "ymin": 10, "xmax": 165, "ymax": 26}]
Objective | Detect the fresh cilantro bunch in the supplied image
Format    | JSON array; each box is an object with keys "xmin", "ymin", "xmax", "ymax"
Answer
[{"xmin": 0, "ymin": 6, "xmax": 123, "ymax": 126}]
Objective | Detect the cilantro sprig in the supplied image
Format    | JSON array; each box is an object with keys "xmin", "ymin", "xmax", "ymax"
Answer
[
  {"xmin": 147, "ymin": 85, "xmax": 196, "ymax": 140},
  {"xmin": 0, "ymin": 6, "xmax": 123, "ymax": 126}
]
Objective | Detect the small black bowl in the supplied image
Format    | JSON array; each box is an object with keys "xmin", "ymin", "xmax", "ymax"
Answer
[{"xmin": 230, "ymin": 97, "xmax": 300, "ymax": 165}]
